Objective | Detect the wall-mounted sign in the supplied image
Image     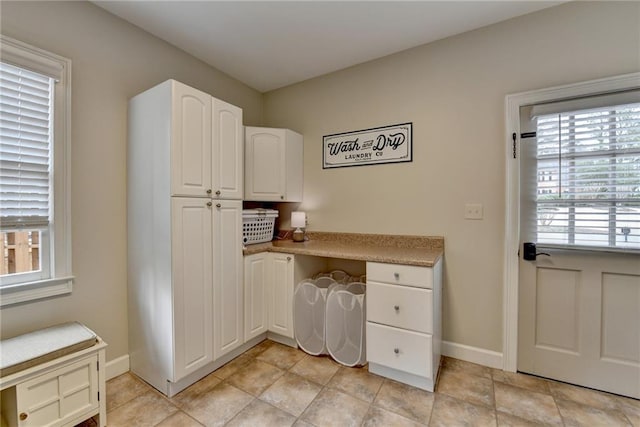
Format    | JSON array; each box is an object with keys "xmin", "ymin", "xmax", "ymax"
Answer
[{"xmin": 323, "ymin": 123, "xmax": 412, "ymax": 169}]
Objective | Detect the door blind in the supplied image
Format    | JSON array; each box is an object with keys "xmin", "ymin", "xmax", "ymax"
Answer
[
  {"xmin": 535, "ymin": 101, "xmax": 640, "ymax": 249},
  {"xmin": 0, "ymin": 61, "xmax": 53, "ymax": 229}
]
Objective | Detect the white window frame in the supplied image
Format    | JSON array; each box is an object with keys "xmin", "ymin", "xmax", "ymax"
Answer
[
  {"xmin": 503, "ymin": 72, "xmax": 640, "ymax": 372},
  {"xmin": 0, "ymin": 35, "xmax": 73, "ymax": 306}
]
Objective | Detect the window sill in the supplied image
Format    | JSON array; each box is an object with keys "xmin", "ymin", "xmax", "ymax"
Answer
[{"xmin": 0, "ymin": 276, "xmax": 74, "ymax": 307}]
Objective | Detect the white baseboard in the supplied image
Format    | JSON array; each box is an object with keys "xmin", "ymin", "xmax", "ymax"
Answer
[
  {"xmin": 106, "ymin": 354, "xmax": 130, "ymax": 380},
  {"xmin": 441, "ymin": 341, "xmax": 503, "ymax": 370}
]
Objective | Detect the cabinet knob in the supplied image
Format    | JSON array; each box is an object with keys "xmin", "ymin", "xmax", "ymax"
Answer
[
  {"xmin": 280, "ymin": 195, "xmax": 284, "ymax": 200},
  {"xmin": 394, "ymin": 305, "xmax": 400, "ymax": 312},
  {"xmin": 216, "ymin": 203, "xmax": 221, "ymax": 208},
  {"xmin": 287, "ymin": 256, "xmax": 292, "ymax": 261},
  {"xmin": 206, "ymin": 189, "xmax": 212, "ymax": 195},
  {"xmin": 215, "ymin": 190, "xmax": 221, "ymax": 195},
  {"xmin": 393, "ymin": 272, "xmax": 400, "ymax": 280},
  {"xmin": 393, "ymin": 348, "xmax": 400, "ymax": 355},
  {"xmin": 206, "ymin": 202, "xmax": 212, "ymax": 207},
  {"xmin": 19, "ymin": 413, "xmax": 28, "ymax": 421}
]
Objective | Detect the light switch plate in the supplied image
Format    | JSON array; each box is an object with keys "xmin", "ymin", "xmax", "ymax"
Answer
[{"xmin": 465, "ymin": 203, "xmax": 483, "ymax": 220}]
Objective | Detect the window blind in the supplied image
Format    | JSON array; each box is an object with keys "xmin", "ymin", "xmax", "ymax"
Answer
[
  {"xmin": 0, "ymin": 62, "xmax": 53, "ymax": 229},
  {"xmin": 535, "ymin": 101, "xmax": 640, "ymax": 249}
]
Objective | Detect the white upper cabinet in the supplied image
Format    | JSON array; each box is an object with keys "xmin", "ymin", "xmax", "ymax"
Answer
[
  {"xmin": 212, "ymin": 99, "xmax": 243, "ymax": 200},
  {"xmin": 170, "ymin": 81, "xmax": 243, "ymax": 199},
  {"xmin": 245, "ymin": 127, "xmax": 303, "ymax": 202},
  {"xmin": 171, "ymin": 82, "xmax": 212, "ymax": 197}
]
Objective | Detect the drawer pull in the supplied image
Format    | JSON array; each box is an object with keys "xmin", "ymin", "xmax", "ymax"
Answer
[
  {"xmin": 394, "ymin": 272, "xmax": 400, "ymax": 280},
  {"xmin": 19, "ymin": 413, "xmax": 28, "ymax": 421},
  {"xmin": 394, "ymin": 348, "xmax": 400, "ymax": 354},
  {"xmin": 394, "ymin": 305, "xmax": 400, "ymax": 311}
]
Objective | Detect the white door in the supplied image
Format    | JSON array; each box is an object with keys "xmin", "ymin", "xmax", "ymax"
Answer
[
  {"xmin": 171, "ymin": 81, "xmax": 212, "ymax": 197},
  {"xmin": 245, "ymin": 128, "xmax": 286, "ymax": 201},
  {"xmin": 172, "ymin": 198, "xmax": 214, "ymax": 380},
  {"xmin": 244, "ymin": 253, "xmax": 268, "ymax": 341},
  {"xmin": 212, "ymin": 98, "xmax": 243, "ymax": 200},
  {"xmin": 517, "ymin": 97, "xmax": 640, "ymax": 399},
  {"xmin": 213, "ymin": 200, "xmax": 244, "ymax": 359},
  {"xmin": 268, "ymin": 253, "xmax": 294, "ymax": 338}
]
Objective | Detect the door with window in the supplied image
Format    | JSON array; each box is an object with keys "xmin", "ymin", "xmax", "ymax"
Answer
[{"xmin": 518, "ymin": 92, "xmax": 640, "ymax": 399}]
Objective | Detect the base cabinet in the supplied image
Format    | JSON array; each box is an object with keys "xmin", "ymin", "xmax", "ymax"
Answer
[
  {"xmin": 268, "ymin": 253, "xmax": 295, "ymax": 338},
  {"xmin": 244, "ymin": 252, "xmax": 295, "ymax": 341},
  {"xmin": 366, "ymin": 260, "xmax": 442, "ymax": 391},
  {"xmin": 244, "ymin": 253, "xmax": 269, "ymax": 341},
  {"xmin": 0, "ymin": 344, "xmax": 107, "ymax": 427}
]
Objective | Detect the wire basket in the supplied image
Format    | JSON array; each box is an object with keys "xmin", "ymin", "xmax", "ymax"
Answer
[{"xmin": 242, "ymin": 209, "xmax": 278, "ymax": 244}]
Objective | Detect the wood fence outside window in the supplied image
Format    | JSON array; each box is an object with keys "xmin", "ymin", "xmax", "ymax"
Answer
[{"xmin": 0, "ymin": 232, "xmax": 40, "ymax": 275}]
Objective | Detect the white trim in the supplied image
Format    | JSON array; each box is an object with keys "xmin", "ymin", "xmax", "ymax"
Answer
[
  {"xmin": 503, "ymin": 72, "xmax": 640, "ymax": 373},
  {"xmin": 105, "ymin": 354, "xmax": 130, "ymax": 381},
  {"xmin": 0, "ymin": 35, "xmax": 65, "ymax": 80},
  {"xmin": 0, "ymin": 276, "xmax": 73, "ymax": 307},
  {"xmin": 441, "ymin": 340, "xmax": 503, "ymax": 370},
  {"xmin": 0, "ymin": 35, "xmax": 73, "ymax": 305}
]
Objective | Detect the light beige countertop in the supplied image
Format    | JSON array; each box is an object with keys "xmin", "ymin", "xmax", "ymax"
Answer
[{"xmin": 243, "ymin": 232, "xmax": 443, "ymax": 267}]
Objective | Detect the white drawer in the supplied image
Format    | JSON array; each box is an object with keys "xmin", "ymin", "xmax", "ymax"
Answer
[
  {"xmin": 366, "ymin": 262, "xmax": 432, "ymax": 289},
  {"xmin": 366, "ymin": 322, "xmax": 432, "ymax": 379},
  {"xmin": 367, "ymin": 282, "xmax": 432, "ymax": 333}
]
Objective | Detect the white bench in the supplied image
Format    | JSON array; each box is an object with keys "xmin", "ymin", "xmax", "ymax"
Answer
[{"xmin": 0, "ymin": 322, "xmax": 107, "ymax": 427}]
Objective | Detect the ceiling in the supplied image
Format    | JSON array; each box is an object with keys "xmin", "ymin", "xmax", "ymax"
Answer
[{"xmin": 94, "ymin": 1, "xmax": 564, "ymax": 93}]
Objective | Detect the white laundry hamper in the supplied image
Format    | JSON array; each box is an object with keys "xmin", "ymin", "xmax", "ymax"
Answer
[
  {"xmin": 325, "ymin": 282, "xmax": 366, "ymax": 367},
  {"xmin": 314, "ymin": 270, "xmax": 351, "ymax": 284},
  {"xmin": 293, "ymin": 276, "xmax": 337, "ymax": 355}
]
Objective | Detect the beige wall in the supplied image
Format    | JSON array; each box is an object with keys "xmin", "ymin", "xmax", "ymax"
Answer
[
  {"xmin": 0, "ymin": 1, "xmax": 263, "ymax": 361},
  {"xmin": 264, "ymin": 1, "xmax": 640, "ymax": 352},
  {"xmin": 1, "ymin": 0, "xmax": 638, "ymax": 366}
]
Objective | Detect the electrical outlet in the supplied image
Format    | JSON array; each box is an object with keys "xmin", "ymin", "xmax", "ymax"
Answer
[{"xmin": 464, "ymin": 203, "xmax": 483, "ymax": 220}]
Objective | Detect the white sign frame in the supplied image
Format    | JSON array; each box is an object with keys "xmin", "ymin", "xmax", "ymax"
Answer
[{"xmin": 322, "ymin": 122, "xmax": 413, "ymax": 169}]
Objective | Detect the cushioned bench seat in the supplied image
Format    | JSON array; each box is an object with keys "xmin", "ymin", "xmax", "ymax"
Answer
[{"xmin": 0, "ymin": 322, "xmax": 98, "ymax": 377}]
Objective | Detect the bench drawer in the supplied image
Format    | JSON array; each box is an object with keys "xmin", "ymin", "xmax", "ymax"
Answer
[{"xmin": 16, "ymin": 354, "xmax": 99, "ymax": 427}]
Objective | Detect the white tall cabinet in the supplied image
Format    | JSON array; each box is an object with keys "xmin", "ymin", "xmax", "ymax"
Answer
[{"xmin": 128, "ymin": 80, "xmax": 243, "ymax": 397}]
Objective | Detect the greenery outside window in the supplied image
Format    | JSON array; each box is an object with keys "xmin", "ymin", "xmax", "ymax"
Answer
[{"xmin": 533, "ymin": 95, "xmax": 640, "ymax": 250}]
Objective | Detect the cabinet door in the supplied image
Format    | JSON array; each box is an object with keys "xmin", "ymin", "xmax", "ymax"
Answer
[
  {"xmin": 245, "ymin": 128, "xmax": 286, "ymax": 201},
  {"xmin": 244, "ymin": 253, "xmax": 268, "ymax": 341},
  {"xmin": 268, "ymin": 253, "xmax": 295, "ymax": 338},
  {"xmin": 212, "ymin": 98, "xmax": 243, "ymax": 200},
  {"xmin": 213, "ymin": 200, "xmax": 244, "ymax": 359},
  {"xmin": 172, "ymin": 198, "xmax": 214, "ymax": 380},
  {"xmin": 16, "ymin": 355, "xmax": 99, "ymax": 427},
  {"xmin": 171, "ymin": 82, "xmax": 212, "ymax": 197}
]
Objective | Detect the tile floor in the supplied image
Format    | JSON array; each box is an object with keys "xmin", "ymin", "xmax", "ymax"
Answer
[{"xmin": 96, "ymin": 340, "xmax": 639, "ymax": 426}]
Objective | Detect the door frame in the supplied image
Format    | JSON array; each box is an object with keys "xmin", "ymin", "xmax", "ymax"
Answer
[{"xmin": 502, "ymin": 72, "xmax": 640, "ymax": 372}]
